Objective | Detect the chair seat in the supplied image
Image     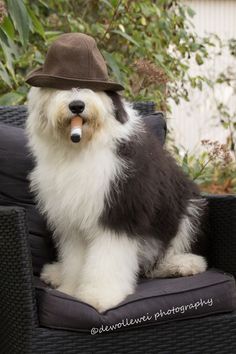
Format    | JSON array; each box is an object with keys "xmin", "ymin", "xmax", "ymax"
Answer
[{"xmin": 35, "ymin": 268, "xmax": 236, "ymax": 333}]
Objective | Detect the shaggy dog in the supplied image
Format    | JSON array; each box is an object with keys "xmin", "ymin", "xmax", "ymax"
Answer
[{"xmin": 27, "ymin": 87, "xmax": 207, "ymax": 313}]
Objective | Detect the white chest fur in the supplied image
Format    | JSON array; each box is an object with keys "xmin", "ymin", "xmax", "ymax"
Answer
[{"xmin": 30, "ymin": 142, "xmax": 123, "ymax": 240}]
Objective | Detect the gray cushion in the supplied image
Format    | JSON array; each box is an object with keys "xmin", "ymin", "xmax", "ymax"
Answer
[
  {"xmin": 35, "ymin": 269, "xmax": 236, "ymax": 333},
  {"xmin": 143, "ymin": 112, "xmax": 166, "ymax": 145},
  {"xmin": 0, "ymin": 123, "xmax": 56, "ymax": 274}
]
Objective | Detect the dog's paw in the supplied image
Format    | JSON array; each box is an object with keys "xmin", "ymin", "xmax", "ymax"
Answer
[
  {"xmin": 150, "ymin": 253, "xmax": 207, "ymax": 278},
  {"xmin": 40, "ymin": 262, "xmax": 62, "ymax": 288},
  {"xmin": 170, "ymin": 254, "xmax": 207, "ymax": 277},
  {"xmin": 75, "ymin": 284, "xmax": 128, "ymax": 313}
]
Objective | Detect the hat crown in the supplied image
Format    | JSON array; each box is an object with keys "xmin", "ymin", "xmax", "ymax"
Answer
[
  {"xmin": 43, "ymin": 33, "xmax": 109, "ymax": 81},
  {"xmin": 26, "ymin": 32, "xmax": 124, "ymax": 91}
]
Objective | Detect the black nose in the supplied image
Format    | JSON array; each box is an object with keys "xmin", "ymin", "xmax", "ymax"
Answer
[{"xmin": 69, "ymin": 100, "xmax": 85, "ymax": 114}]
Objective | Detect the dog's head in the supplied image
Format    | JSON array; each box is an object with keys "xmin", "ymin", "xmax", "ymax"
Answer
[{"xmin": 27, "ymin": 87, "xmax": 128, "ymax": 145}]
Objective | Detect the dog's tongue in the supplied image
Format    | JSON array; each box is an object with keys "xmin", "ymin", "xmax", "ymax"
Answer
[{"xmin": 70, "ymin": 116, "xmax": 83, "ymax": 143}]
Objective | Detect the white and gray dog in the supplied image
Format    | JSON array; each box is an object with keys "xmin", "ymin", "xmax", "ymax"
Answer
[{"xmin": 27, "ymin": 87, "xmax": 207, "ymax": 312}]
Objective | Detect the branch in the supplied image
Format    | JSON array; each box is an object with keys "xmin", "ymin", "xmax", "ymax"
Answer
[
  {"xmin": 98, "ymin": 0, "xmax": 122, "ymax": 45},
  {"xmin": 192, "ymin": 157, "xmax": 214, "ymax": 181}
]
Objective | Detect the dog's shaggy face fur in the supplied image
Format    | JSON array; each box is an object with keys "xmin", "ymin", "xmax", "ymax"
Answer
[{"xmin": 27, "ymin": 87, "xmax": 207, "ymax": 312}]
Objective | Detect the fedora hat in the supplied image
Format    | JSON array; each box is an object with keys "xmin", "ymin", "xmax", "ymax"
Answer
[{"xmin": 26, "ymin": 33, "xmax": 124, "ymax": 91}]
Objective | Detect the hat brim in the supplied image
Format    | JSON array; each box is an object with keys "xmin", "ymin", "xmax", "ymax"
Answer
[{"xmin": 26, "ymin": 68, "xmax": 124, "ymax": 91}]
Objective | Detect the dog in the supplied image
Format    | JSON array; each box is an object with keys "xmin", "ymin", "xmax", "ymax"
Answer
[{"xmin": 27, "ymin": 87, "xmax": 207, "ymax": 313}]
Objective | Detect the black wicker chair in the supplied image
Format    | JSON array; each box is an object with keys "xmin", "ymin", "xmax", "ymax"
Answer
[{"xmin": 1, "ymin": 105, "xmax": 236, "ymax": 354}]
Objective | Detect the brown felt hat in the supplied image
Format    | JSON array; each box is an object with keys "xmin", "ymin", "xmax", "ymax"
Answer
[{"xmin": 26, "ymin": 33, "xmax": 124, "ymax": 91}]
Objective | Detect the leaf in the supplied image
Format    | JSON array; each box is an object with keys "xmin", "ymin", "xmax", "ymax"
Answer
[
  {"xmin": 182, "ymin": 152, "xmax": 189, "ymax": 166},
  {"xmin": 179, "ymin": 7, "xmax": 186, "ymax": 19},
  {"xmin": 182, "ymin": 163, "xmax": 190, "ymax": 175},
  {"xmin": 38, "ymin": 0, "xmax": 49, "ymax": 8},
  {"xmin": 187, "ymin": 7, "xmax": 196, "ymax": 18},
  {"xmin": 140, "ymin": 3, "xmax": 153, "ymax": 17},
  {"xmin": 45, "ymin": 31, "xmax": 63, "ymax": 41},
  {"xmin": 181, "ymin": 152, "xmax": 190, "ymax": 175},
  {"xmin": 195, "ymin": 53, "xmax": 204, "ymax": 65},
  {"xmin": 0, "ymin": 26, "xmax": 9, "ymax": 47},
  {"xmin": 155, "ymin": 6, "xmax": 161, "ymax": 17},
  {"xmin": 27, "ymin": 7, "xmax": 45, "ymax": 39},
  {"xmin": 0, "ymin": 92, "xmax": 24, "ymax": 105},
  {"xmin": 0, "ymin": 62, "xmax": 12, "ymax": 87},
  {"xmin": 155, "ymin": 54, "xmax": 164, "ymax": 64},
  {"xmin": 118, "ymin": 24, "xmax": 125, "ymax": 33},
  {"xmin": 100, "ymin": 0, "xmax": 113, "ymax": 9},
  {"xmin": 141, "ymin": 17, "xmax": 147, "ymax": 26},
  {"xmin": 222, "ymin": 121, "xmax": 229, "ymax": 129},
  {"xmin": 102, "ymin": 51, "xmax": 123, "ymax": 83},
  {"xmin": 189, "ymin": 42, "xmax": 200, "ymax": 52},
  {"xmin": 6, "ymin": 0, "xmax": 30, "ymax": 46},
  {"xmin": 0, "ymin": 28, "xmax": 17, "ymax": 80},
  {"xmin": 1, "ymin": 16, "xmax": 15, "ymax": 40},
  {"xmin": 110, "ymin": 0, "xmax": 119, "ymax": 7},
  {"xmin": 112, "ymin": 30, "xmax": 140, "ymax": 47}
]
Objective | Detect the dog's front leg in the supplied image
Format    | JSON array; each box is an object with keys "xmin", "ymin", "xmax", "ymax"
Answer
[
  {"xmin": 56, "ymin": 236, "xmax": 87, "ymax": 296},
  {"xmin": 75, "ymin": 232, "xmax": 139, "ymax": 313}
]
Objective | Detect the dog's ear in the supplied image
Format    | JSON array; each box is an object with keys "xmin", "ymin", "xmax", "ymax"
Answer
[{"xmin": 105, "ymin": 91, "xmax": 128, "ymax": 124}]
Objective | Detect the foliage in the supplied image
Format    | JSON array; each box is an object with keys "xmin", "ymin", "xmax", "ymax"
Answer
[
  {"xmin": 170, "ymin": 139, "xmax": 236, "ymax": 194},
  {"xmin": 211, "ymin": 39, "xmax": 236, "ymax": 158},
  {"xmin": 0, "ymin": 0, "xmax": 212, "ymax": 107},
  {"xmin": 1, "ymin": 0, "xmax": 235, "ymax": 193}
]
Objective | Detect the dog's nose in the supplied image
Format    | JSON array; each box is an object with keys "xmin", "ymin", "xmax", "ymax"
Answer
[{"xmin": 69, "ymin": 100, "xmax": 85, "ymax": 114}]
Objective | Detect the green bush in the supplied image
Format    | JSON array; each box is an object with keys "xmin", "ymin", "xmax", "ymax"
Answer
[
  {"xmin": 0, "ymin": 0, "xmax": 211, "ymax": 107},
  {"xmin": 1, "ymin": 0, "xmax": 235, "ymax": 193}
]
